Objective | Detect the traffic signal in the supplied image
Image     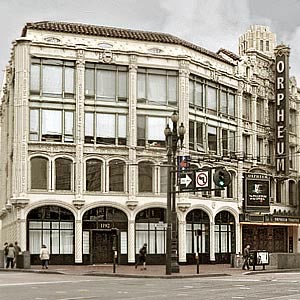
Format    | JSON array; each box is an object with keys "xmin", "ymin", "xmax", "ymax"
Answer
[{"xmin": 213, "ymin": 168, "xmax": 231, "ymax": 187}]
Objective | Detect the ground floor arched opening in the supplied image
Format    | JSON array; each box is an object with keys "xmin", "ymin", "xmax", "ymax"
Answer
[
  {"xmin": 27, "ymin": 205, "xmax": 75, "ymax": 265},
  {"xmin": 82, "ymin": 206, "xmax": 128, "ymax": 264}
]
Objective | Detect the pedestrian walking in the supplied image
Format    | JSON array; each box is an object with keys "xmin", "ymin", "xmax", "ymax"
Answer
[
  {"xmin": 242, "ymin": 244, "xmax": 251, "ymax": 270},
  {"xmin": 6, "ymin": 243, "xmax": 15, "ymax": 268},
  {"xmin": 14, "ymin": 241, "xmax": 21, "ymax": 266},
  {"xmin": 3, "ymin": 242, "xmax": 8, "ymax": 266},
  {"xmin": 40, "ymin": 244, "xmax": 50, "ymax": 269},
  {"xmin": 135, "ymin": 243, "xmax": 147, "ymax": 270}
]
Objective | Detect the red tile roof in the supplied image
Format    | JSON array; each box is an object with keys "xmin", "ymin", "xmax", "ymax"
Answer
[{"xmin": 22, "ymin": 21, "xmax": 235, "ymax": 65}]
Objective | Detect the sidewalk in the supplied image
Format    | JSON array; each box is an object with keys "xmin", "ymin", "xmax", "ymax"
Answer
[{"xmin": 9, "ymin": 263, "xmax": 267, "ymax": 278}]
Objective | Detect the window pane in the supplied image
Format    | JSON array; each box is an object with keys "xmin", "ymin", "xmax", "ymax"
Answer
[
  {"xmin": 85, "ymin": 69, "xmax": 95, "ymax": 96},
  {"xmin": 30, "ymin": 64, "xmax": 40, "ymax": 92},
  {"xmin": 29, "ymin": 229, "xmax": 42, "ymax": 254},
  {"xmin": 208, "ymin": 126, "xmax": 217, "ymax": 152},
  {"xmin": 207, "ymin": 86, "xmax": 217, "ymax": 111},
  {"xmin": 60, "ymin": 230, "xmax": 73, "ymax": 254},
  {"xmin": 118, "ymin": 71, "xmax": 127, "ymax": 98},
  {"xmin": 109, "ymin": 160, "xmax": 124, "ymax": 192},
  {"xmin": 189, "ymin": 80, "xmax": 194, "ymax": 104},
  {"xmin": 55, "ymin": 158, "xmax": 72, "ymax": 190},
  {"xmin": 148, "ymin": 74, "xmax": 166, "ymax": 103},
  {"xmin": 228, "ymin": 94, "xmax": 235, "ymax": 116},
  {"xmin": 118, "ymin": 115, "xmax": 126, "ymax": 138},
  {"xmin": 220, "ymin": 91, "xmax": 227, "ymax": 114},
  {"xmin": 195, "ymin": 82, "xmax": 203, "ymax": 107},
  {"xmin": 139, "ymin": 162, "xmax": 153, "ymax": 192},
  {"xmin": 85, "ymin": 113, "xmax": 94, "ymax": 138},
  {"xmin": 96, "ymin": 114, "xmax": 115, "ymax": 137},
  {"xmin": 31, "ymin": 157, "xmax": 48, "ymax": 190},
  {"xmin": 30, "ymin": 109, "xmax": 39, "ymax": 141},
  {"xmin": 137, "ymin": 115, "xmax": 146, "ymax": 146},
  {"xmin": 148, "ymin": 117, "xmax": 165, "ymax": 142},
  {"xmin": 64, "ymin": 67, "xmax": 74, "ymax": 94},
  {"xmin": 42, "ymin": 110, "xmax": 62, "ymax": 141},
  {"xmin": 137, "ymin": 73, "xmax": 146, "ymax": 100},
  {"xmin": 86, "ymin": 159, "xmax": 101, "ymax": 191},
  {"xmin": 64, "ymin": 111, "xmax": 74, "ymax": 141},
  {"xmin": 52, "ymin": 230, "xmax": 59, "ymax": 254},
  {"xmin": 160, "ymin": 165, "xmax": 168, "ymax": 193},
  {"xmin": 96, "ymin": 69, "xmax": 116, "ymax": 100},
  {"xmin": 168, "ymin": 76, "xmax": 177, "ymax": 104},
  {"xmin": 42, "ymin": 65, "xmax": 62, "ymax": 95}
]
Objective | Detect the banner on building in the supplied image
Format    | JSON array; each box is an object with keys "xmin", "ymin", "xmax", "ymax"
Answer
[
  {"xmin": 244, "ymin": 173, "xmax": 270, "ymax": 211},
  {"xmin": 274, "ymin": 45, "xmax": 290, "ymax": 176}
]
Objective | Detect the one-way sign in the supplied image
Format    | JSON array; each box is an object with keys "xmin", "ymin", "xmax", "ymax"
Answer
[{"xmin": 179, "ymin": 171, "xmax": 194, "ymax": 191}]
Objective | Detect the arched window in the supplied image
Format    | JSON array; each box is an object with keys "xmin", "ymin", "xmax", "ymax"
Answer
[
  {"xmin": 27, "ymin": 206, "xmax": 74, "ymax": 257},
  {"xmin": 186, "ymin": 210, "xmax": 210, "ymax": 256},
  {"xmin": 31, "ymin": 157, "xmax": 48, "ymax": 190},
  {"xmin": 138, "ymin": 161, "xmax": 154, "ymax": 193},
  {"xmin": 86, "ymin": 159, "xmax": 102, "ymax": 191},
  {"xmin": 135, "ymin": 208, "xmax": 166, "ymax": 254},
  {"xmin": 215, "ymin": 211, "xmax": 235, "ymax": 263},
  {"xmin": 55, "ymin": 158, "xmax": 72, "ymax": 191},
  {"xmin": 109, "ymin": 159, "xmax": 125, "ymax": 192}
]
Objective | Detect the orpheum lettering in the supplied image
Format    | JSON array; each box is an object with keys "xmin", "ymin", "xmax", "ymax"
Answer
[{"xmin": 274, "ymin": 46, "xmax": 290, "ymax": 175}]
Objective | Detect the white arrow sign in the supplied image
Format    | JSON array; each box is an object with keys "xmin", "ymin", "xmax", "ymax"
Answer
[{"xmin": 180, "ymin": 174, "xmax": 192, "ymax": 187}]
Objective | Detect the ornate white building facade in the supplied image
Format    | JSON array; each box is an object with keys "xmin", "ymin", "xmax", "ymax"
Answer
[{"xmin": 0, "ymin": 22, "xmax": 299, "ymax": 265}]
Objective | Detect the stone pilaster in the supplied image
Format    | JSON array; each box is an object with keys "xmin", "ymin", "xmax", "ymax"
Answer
[
  {"xmin": 251, "ymin": 84, "xmax": 258, "ymax": 165},
  {"xmin": 178, "ymin": 59, "xmax": 190, "ymax": 152},
  {"xmin": 178, "ymin": 220, "xmax": 186, "ymax": 262},
  {"xmin": 11, "ymin": 38, "xmax": 31, "ymax": 202},
  {"xmin": 128, "ymin": 56, "xmax": 138, "ymax": 198},
  {"xmin": 75, "ymin": 219, "xmax": 83, "ymax": 263},
  {"xmin": 209, "ymin": 221, "xmax": 215, "ymax": 262},
  {"xmin": 73, "ymin": 47, "xmax": 85, "ymax": 208},
  {"xmin": 236, "ymin": 83, "xmax": 243, "ymax": 157},
  {"xmin": 236, "ymin": 221, "xmax": 241, "ymax": 255},
  {"xmin": 127, "ymin": 219, "xmax": 135, "ymax": 263}
]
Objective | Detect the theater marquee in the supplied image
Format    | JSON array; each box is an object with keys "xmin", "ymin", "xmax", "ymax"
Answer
[{"xmin": 274, "ymin": 45, "xmax": 290, "ymax": 175}]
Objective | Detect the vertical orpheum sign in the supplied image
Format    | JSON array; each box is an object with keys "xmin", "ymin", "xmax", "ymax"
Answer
[{"xmin": 274, "ymin": 45, "xmax": 290, "ymax": 175}]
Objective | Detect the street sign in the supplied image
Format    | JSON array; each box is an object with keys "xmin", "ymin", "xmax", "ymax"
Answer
[
  {"xmin": 195, "ymin": 170, "xmax": 210, "ymax": 189},
  {"xmin": 179, "ymin": 171, "xmax": 194, "ymax": 191}
]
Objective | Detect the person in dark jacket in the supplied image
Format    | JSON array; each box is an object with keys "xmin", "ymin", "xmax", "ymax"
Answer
[
  {"xmin": 135, "ymin": 243, "xmax": 147, "ymax": 270},
  {"xmin": 6, "ymin": 243, "xmax": 15, "ymax": 268},
  {"xmin": 242, "ymin": 244, "xmax": 251, "ymax": 270}
]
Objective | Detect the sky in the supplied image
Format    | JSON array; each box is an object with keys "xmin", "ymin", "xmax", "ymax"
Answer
[{"xmin": 1, "ymin": 0, "xmax": 300, "ymax": 83}]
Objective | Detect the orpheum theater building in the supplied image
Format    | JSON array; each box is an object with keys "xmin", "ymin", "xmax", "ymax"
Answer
[{"xmin": 0, "ymin": 22, "xmax": 300, "ymax": 266}]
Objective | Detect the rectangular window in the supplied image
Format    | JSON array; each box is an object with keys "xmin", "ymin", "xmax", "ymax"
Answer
[
  {"xmin": 243, "ymin": 94, "xmax": 251, "ymax": 120},
  {"xmin": 42, "ymin": 110, "xmax": 62, "ymax": 142},
  {"xmin": 85, "ymin": 64, "xmax": 128, "ymax": 101},
  {"xmin": 257, "ymin": 138, "xmax": 263, "ymax": 162},
  {"xmin": 228, "ymin": 131, "xmax": 236, "ymax": 155},
  {"xmin": 207, "ymin": 86, "xmax": 217, "ymax": 112},
  {"xmin": 228, "ymin": 93, "xmax": 235, "ymax": 117},
  {"xmin": 189, "ymin": 120, "xmax": 203, "ymax": 152},
  {"xmin": 222, "ymin": 129, "xmax": 228, "ymax": 156},
  {"xmin": 189, "ymin": 120, "xmax": 195, "ymax": 150},
  {"xmin": 256, "ymin": 99, "xmax": 263, "ymax": 123},
  {"xmin": 84, "ymin": 112, "xmax": 127, "ymax": 145},
  {"xmin": 243, "ymin": 134, "xmax": 251, "ymax": 160},
  {"xmin": 208, "ymin": 126, "xmax": 217, "ymax": 153},
  {"xmin": 220, "ymin": 91, "xmax": 227, "ymax": 114},
  {"xmin": 189, "ymin": 76, "xmax": 203, "ymax": 108},
  {"xmin": 137, "ymin": 68, "xmax": 178, "ymax": 105},
  {"xmin": 137, "ymin": 115, "xmax": 167, "ymax": 148},
  {"xmin": 29, "ymin": 109, "xmax": 74, "ymax": 143},
  {"xmin": 30, "ymin": 58, "xmax": 75, "ymax": 98}
]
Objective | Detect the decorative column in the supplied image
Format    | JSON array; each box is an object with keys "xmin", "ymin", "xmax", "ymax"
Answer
[
  {"xmin": 73, "ymin": 47, "xmax": 86, "ymax": 209},
  {"xmin": 126, "ymin": 56, "xmax": 138, "ymax": 209},
  {"xmin": 11, "ymin": 38, "xmax": 31, "ymax": 207},
  {"xmin": 236, "ymin": 84, "xmax": 244, "ymax": 208},
  {"xmin": 178, "ymin": 219, "xmax": 187, "ymax": 263},
  {"xmin": 178, "ymin": 59, "xmax": 190, "ymax": 150},
  {"xmin": 209, "ymin": 220, "xmax": 215, "ymax": 262},
  {"xmin": 251, "ymin": 83, "xmax": 258, "ymax": 165},
  {"xmin": 127, "ymin": 219, "xmax": 136, "ymax": 263},
  {"xmin": 75, "ymin": 218, "xmax": 83, "ymax": 263}
]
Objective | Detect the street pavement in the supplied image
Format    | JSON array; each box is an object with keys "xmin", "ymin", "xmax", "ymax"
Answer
[{"xmin": 0, "ymin": 263, "xmax": 278, "ymax": 278}]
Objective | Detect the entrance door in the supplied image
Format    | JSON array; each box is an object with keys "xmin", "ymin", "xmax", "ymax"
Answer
[{"xmin": 92, "ymin": 231, "xmax": 113, "ymax": 264}]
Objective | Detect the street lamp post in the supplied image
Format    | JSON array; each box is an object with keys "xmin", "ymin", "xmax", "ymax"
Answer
[{"xmin": 164, "ymin": 111, "xmax": 185, "ymax": 275}]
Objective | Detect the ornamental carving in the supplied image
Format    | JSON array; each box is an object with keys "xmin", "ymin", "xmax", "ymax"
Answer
[
  {"xmin": 177, "ymin": 202, "xmax": 191, "ymax": 212},
  {"xmin": 99, "ymin": 50, "xmax": 114, "ymax": 63},
  {"xmin": 44, "ymin": 37, "xmax": 62, "ymax": 43}
]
